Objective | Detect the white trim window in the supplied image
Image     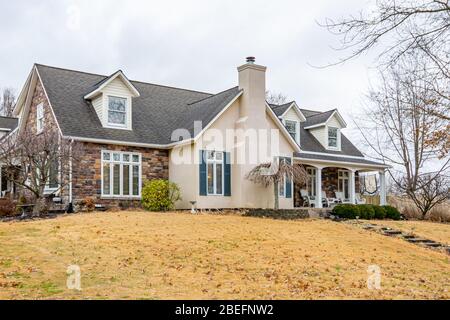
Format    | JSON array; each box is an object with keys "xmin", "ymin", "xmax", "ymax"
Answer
[
  {"xmin": 278, "ymin": 158, "xmax": 286, "ymax": 197},
  {"xmin": 285, "ymin": 120, "xmax": 298, "ymax": 142},
  {"xmin": 46, "ymin": 160, "xmax": 59, "ymax": 191},
  {"xmin": 328, "ymin": 127, "xmax": 339, "ymax": 149},
  {"xmin": 101, "ymin": 151, "xmax": 141, "ymax": 198},
  {"xmin": 338, "ymin": 170, "xmax": 350, "ymax": 200},
  {"xmin": 107, "ymin": 96, "xmax": 127, "ymax": 127},
  {"xmin": 307, "ymin": 167, "xmax": 317, "ymax": 197},
  {"xmin": 206, "ymin": 151, "xmax": 224, "ymax": 195},
  {"xmin": 36, "ymin": 103, "xmax": 44, "ymax": 133}
]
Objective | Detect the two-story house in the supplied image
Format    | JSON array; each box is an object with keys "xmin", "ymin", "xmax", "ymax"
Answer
[{"xmin": 0, "ymin": 57, "xmax": 388, "ymax": 210}]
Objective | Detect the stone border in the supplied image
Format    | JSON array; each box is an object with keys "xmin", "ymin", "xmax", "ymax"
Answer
[{"xmin": 346, "ymin": 220, "xmax": 450, "ymax": 255}]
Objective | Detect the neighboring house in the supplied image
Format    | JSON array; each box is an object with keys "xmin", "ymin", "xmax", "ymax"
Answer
[{"xmin": 1, "ymin": 58, "xmax": 388, "ymax": 210}]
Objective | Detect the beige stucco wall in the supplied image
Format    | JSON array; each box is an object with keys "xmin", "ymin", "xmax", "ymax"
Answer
[{"xmin": 169, "ymin": 95, "xmax": 296, "ymax": 210}]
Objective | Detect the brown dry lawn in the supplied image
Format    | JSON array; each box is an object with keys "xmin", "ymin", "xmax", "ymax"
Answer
[
  {"xmin": 368, "ymin": 220, "xmax": 450, "ymax": 246},
  {"xmin": 0, "ymin": 212, "xmax": 449, "ymax": 300}
]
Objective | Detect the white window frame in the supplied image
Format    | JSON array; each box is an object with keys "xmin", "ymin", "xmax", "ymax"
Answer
[
  {"xmin": 44, "ymin": 160, "xmax": 60, "ymax": 194},
  {"xmin": 327, "ymin": 126, "xmax": 340, "ymax": 150},
  {"xmin": 278, "ymin": 158, "xmax": 287, "ymax": 198},
  {"xmin": 101, "ymin": 150, "xmax": 142, "ymax": 198},
  {"xmin": 36, "ymin": 103, "xmax": 44, "ymax": 133},
  {"xmin": 307, "ymin": 167, "xmax": 317, "ymax": 197},
  {"xmin": 206, "ymin": 151, "xmax": 224, "ymax": 196},
  {"xmin": 285, "ymin": 120, "xmax": 300, "ymax": 145},
  {"xmin": 338, "ymin": 170, "xmax": 350, "ymax": 200},
  {"xmin": 107, "ymin": 96, "xmax": 128, "ymax": 128}
]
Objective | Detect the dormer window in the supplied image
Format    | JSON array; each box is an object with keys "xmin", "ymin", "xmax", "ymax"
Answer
[
  {"xmin": 108, "ymin": 96, "xmax": 127, "ymax": 127},
  {"xmin": 285, "ymin": 120, "xmax": 300, "ymax": 145},
  {"xmin": 285, "ymin": 120, "xmax": 296, "ymax": 140},
  {"xmin": 328, "ymin": 127, "xmax": 339, "ymax": 149}
]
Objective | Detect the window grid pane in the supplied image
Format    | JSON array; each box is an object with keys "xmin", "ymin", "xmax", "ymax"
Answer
[
  {"xmin": 132, "ymin": 165, "xmax": 139, "ymax": 196},
  {"xmin": 103, "ymin": 163, "xmax": 110, "ymax": 195},
  {"xmin": 123, "ymin": 165, "xmax": 130, "ymax": 196},
  {"xmin": 216, "ymin": 163, "xmax": 223, "ymax": 195},
  {"xmin": 207, "ymin": 163, "xmax": 214, "ymax": 194},
  {"xmin": 108, "ymin": 97, "xmax": 127, "ymax": 125},
  {"xmin": 113, "ymin": 164, "xmax": 120, "ymax": 195}
]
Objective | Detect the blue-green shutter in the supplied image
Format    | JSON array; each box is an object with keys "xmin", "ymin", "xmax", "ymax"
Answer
[
  {"xmin": 199, "ymin": 150, "xmax": 207, "ymax": 196},
  {"xmin": 285, "ymin": 157, "xmax": 292, "ymax": 198},
  {"xmin": 224, "ymin": 152, "xmax": 231, "ymax": 197}
]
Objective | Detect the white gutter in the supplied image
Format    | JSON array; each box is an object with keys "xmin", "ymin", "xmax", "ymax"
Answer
[
  {"xmin": 294, "ymin": 156, "xmax": 391, "ymax": 169},
  {"xmin": 63, "ymin": 135, "xmax": 194, "ymax": 149},
  {"xmin": 297, "ymin": 150, "xmax": 368, "ymax": 160}
]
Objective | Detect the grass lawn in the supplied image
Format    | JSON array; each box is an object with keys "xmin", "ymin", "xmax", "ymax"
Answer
[
  {"xmin": 0, "ymin": 211, "xmax": 448, "ymax": 300},
  {"xmin": 368, "ymin": 220, "xmax": 450, "ymax": 245}
]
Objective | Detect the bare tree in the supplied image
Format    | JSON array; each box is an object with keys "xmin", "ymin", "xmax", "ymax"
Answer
[
  {"xmin": 324, "ymin": 0, "xmax": 450, "ymax": 153},
  {"xmin": 356, "ymin": 56, "xmax": 449, "ymax": 219},
  {"xmin": 246, "ymin": 160, "xmax": 308, "ymax": 209},
  {"xmin": 397, "ymin": 173, "xmax": 450, "ymax": 218},
  {"xmin": 324, "ymin": 0, "xmax": 450, "ymax": 73},
  {"xmin": 0, "ymin": 129, "xmax": 83, "ymax": 216},
  {"xmin": 266, "ymin": 91, "xmax": 289, "ymax": 105},
  {"xmin": 0, "ymin": 88, "xmax": 16, "ymax": 117}
]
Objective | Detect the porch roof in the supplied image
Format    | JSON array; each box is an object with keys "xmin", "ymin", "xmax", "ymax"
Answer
[{"xmin": 293, "ymin": 152, "xmax": 389, "ymax": 169}]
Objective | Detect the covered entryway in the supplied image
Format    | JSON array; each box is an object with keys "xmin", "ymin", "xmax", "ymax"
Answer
[{"xmin": 293, "ymin": 155, "xmax": 389, "ymax": 208}]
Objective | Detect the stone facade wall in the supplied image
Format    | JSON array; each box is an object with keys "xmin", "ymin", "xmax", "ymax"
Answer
[
  {"xmin": 71, "ymin": 142, "xmax": 169, "ymax": 208},
  {"xmin": 15, "ymin": 77, "xmax": 169, "ymax": 209},
  {"xmin": 13, "ymin": 79, "xmax": 62, "ymax": 202},
  {"xmin": 24, "ymin": 79, "xmax": 59, "ymax": 135}
]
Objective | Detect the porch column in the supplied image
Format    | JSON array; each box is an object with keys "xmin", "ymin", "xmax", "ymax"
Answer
[
  {"xmin": 349, "ymin": 169, "xmax": 356, "ymax": 204},
  {"xmin": 316, "ymin": 167, "xmax": 322, "ymax": 208},
  {"xmin": 380, "ymin": 170, "xmax": 387, "ymax": 205}
]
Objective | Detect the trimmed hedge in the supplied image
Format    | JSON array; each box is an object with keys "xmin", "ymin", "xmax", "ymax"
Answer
[
  {"xmin": 244, "ymin": 209, "xmax": 310, "ymax": 220},
  {"xmin": 383, "ymin": 205, "xmax": 401, "ymax": 220},
  {"xmin": 332, "ymin": 204, "xmax": 400, "ymax": 220},
  {"xmin": 373, "ymin": 205, "xmax": 387, "ymax": 220}
]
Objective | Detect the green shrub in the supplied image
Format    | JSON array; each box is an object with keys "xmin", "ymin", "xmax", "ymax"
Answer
[
  {"xmin": 372, "ymin": 205, "xmax": 387, "ymax": 220},
  {"xmin": 141, "ymin": 179, "xmax": 181, "ymax": 211},
  {"xmin": 332, "ymin": 204, "xmax": 360, "ymax": 219},
  {"xmin": 383, "ymin": 205, "xmax": 401, "ymax": 220},
  {"xmin": 358, "ymin": 204, "xmax": 376, "ymax": 219}
]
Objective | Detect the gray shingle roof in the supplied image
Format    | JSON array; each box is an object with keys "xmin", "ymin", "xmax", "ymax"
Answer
[
  {"xmin": 303, "ymin": 109, "xmax": 336, "ymax": 127},
  {"xmin": 294, "ymin": 152, "xmax": 387, "ymax": 167},
  {"xmin": 0, "ymin": 116, "xmax": 18, "ymax": 131},
  {"xmin": 299, "ymin": 108, "xmax": 321, "ymax": 117},
  {"xmin": 299, "ymin": 122, "xmax": 363, "ymax": 157},
  {"xmin": 269, "ymin": 102, "xmax": 294, "ymax": 117},
  {"xmin": 269, "ymin": 104, "xmax": 363, "ymax": 158},
  {"xmin": 36, "ymin": 64, "xmax": 241, "ymax": 145}
]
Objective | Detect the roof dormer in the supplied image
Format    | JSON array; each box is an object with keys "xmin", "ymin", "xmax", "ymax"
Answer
[
  {"xmin": 277, "ymin": 102, "xmax": 306, "ymax": 146},
  {"xmin": 84, "ymin": 70, "xmax": 140, "ymax": 130},
  {"xmin": 304, "ymin": 109, "xmax": 347, "ymax": 151}
]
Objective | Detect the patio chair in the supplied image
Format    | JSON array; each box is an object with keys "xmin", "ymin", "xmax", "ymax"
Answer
[
  {"xmin": 321, "ymin": 191, "xmax": 331, "ymax": 208},
  {"xmin": 300, "ymin": 189, "xmax": 315, "ymax": 207},
  {"xmin": 355, "ymin": 193, "xmax": 366, "ymax": 204},
  {"xmin": 335, "ymin": 192, "xmax": 351, "ymax": 204}
]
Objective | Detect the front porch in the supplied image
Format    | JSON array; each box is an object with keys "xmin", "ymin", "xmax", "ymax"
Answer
[{"xmin": 293, "ymin": 162, "xmax": 387, "ymax": 209}]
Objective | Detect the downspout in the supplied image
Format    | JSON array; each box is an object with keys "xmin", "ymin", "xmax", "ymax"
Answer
[{"xmin": 69, "ymin": 139, "xmax": 73, "ymax": 205}]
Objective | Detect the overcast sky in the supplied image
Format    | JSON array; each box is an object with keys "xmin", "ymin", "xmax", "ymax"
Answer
[{"xmin": 0, "ymin": 0, "xmax": 378, "ymax": 144}]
